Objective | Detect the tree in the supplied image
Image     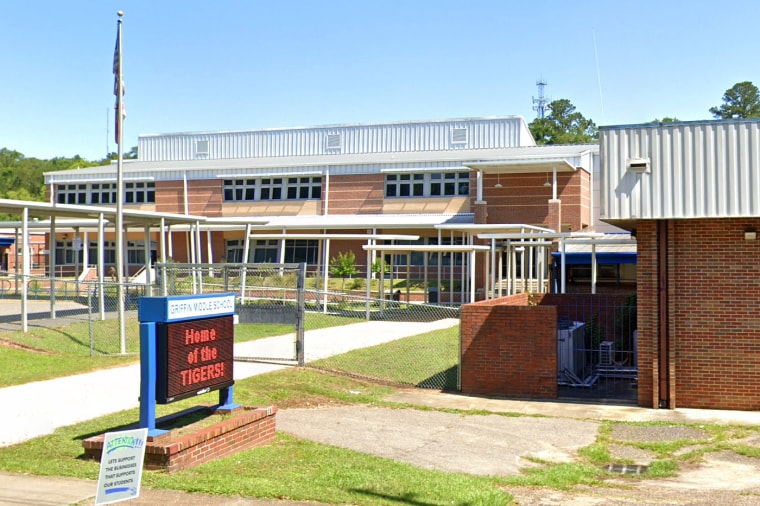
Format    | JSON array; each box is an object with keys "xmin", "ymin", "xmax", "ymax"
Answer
[
  {"xmin": 330, "ymin": 251, "xmax": 357, "ymax": 289},
  {"xmin": 528, "ymin": 99, "xmax": 598, "ymax": 145},
  {"xmin": 650, "ymin": 117, "xmax": 679, "ymax": 124},
  {"xmin": 104, "ymin": 145, "xmax": 138, "ymax": 161},
  {"xmin": 709, "ymin": 81, "xmax": 760, "ymax": 119}
]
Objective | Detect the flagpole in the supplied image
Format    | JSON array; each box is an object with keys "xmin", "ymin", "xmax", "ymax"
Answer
[{"xmin": 115, "ymin": 10, "xmax": 126, "ymax": 354}]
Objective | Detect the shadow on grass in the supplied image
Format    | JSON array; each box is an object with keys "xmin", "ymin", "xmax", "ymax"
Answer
[
  {"xmin": 349, "ymin": 489, "xmax": 446, "ymax": 506},
  {"xmin": 417, "ymin": 365, "xmax": 458, "ymax": 390}
]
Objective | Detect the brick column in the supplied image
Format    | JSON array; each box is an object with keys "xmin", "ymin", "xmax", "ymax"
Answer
[
  {"xmin": 473, "ymin": 200, "xmax": 488, "ymax": 224},
  {"xmin": 547, "ymin": 199, "xmax": 561, "ymax": 233}
]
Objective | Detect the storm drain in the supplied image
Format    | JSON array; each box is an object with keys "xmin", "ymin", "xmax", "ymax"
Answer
[{"xmin": 604, "ymin": 464, "xmax": 648, "ymax": 475}]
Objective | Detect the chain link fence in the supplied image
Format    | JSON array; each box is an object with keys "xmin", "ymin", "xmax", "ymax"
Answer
[{"xmin": 0, "ymin": 264, "xmax": 462, "ymax": 390}]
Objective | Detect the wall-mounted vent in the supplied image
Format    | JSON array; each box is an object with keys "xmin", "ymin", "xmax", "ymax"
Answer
[
  {"xmin": 626, "ymin": 157, "xmax": 650, "ymax": 173},
  {"xmin": 196, "ymin": 140, "xmax": 209, "ymax": 155},
  {"xmin": 325, "ymin": 133, "xmax": 341, "ymax": 150},
  {"xmin": 451, "ymin": 127, "xmax": 468, "ymax": 144}
]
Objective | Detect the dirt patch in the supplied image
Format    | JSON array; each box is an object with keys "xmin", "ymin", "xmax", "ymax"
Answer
[
  {"xmin": 0, "ymin": 337, "xmax": 55, "ymax": 354},
  {"xmin": 611, "ymin": 424, "xmax": 710, "ymax": 443},
  {"xmin": 274, "ymin": 395, "xmax": 349, "ymax": 410}
]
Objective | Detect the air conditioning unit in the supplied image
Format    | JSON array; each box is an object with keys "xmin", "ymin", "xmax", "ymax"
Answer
[
  {"xmin": 599, "ymin": 341, "xmax": 615, "ymax": 367},
  {"xmin": 558, "ymin": 321, "xmax": 585, "ymax": 377}
]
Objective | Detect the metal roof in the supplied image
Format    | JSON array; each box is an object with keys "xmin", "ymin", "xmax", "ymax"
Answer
[
  {"xmin": 0, "ymin": 199, "xmax": 208, "ymax": 227},
  {"xmin": 601, "ymin": 119, "xmax": 760, "ymax": 221},
  {"xmin": 247, "ymin": 213, "xmax": 474, "ymax": 231},
  {"xmin": 45, "ymin": 144, "xmax": 598, "ymax": 182}
]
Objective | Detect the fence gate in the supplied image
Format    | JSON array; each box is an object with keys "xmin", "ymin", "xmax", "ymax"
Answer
[
  {"xmin": 556, "ymin": 294, "xmax": 638, "ymax": 403},
  {"xmin": 155, "ymin": 262, "xmax": 305, "ymax": 365}
]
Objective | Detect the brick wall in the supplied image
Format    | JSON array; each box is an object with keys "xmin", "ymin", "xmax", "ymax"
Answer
[
  {"xmin": 327, "ymin": 173, "xmax": 384, "ymax": 214},
  {"xmin": 480, "ymin": 171, "xmax": 589, "ymax": 231},
  {"xmin": 637, "ymin": 218, "xmax": 760, "ymax": 410},
  {"xmin": 460, "ymin": 293, "xmax": 632, "ymax": 400},
  {"xmin": 155, "ymin": 180, "xmax": 223, "ymax": 217},
  {"xmin": 83, "ymin": 406, "xmax": 277, "ymax": 473},
  {"xmin": 460, "ymin": 294, "xmax": 558, "ymax": 398}
]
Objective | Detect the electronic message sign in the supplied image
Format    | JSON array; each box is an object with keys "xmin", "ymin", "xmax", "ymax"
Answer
[{"xmin": 155, "ymin": 315, "xmax": 234, "ymax": 404}]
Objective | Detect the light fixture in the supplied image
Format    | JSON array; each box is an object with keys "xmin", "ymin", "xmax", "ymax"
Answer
[
  {"xmin": 745, "ymin": 227, "xmax": 757, "ymax": 241},
  {"xmin": 543, "ymin": 172, "xmax": 552, "ymax": 187},
  {"xmin": 494, "ymin": 172, "xmax": 502, "ymax": 188}
]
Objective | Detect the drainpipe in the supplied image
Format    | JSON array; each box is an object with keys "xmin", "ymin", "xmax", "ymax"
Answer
[
  {"xmin": 657, "ymin": 220, "xmax": 671, "ymax": 408},
  {"xmin": 323, "ymin": 168, "xmax": 329, "ymax": 215}
]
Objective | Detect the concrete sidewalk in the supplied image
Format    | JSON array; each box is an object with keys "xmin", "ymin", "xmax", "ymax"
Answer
[
  {"xmin": 1, "ymin": 319, "xmax": 459, "ymax": 447},
  {"xmin": 4, "ymin": 388, "xmax": 760, "ymax": 505},
  {"xmin": 5, "ymin": 315, "xmax": 760, "ymax": 505}
]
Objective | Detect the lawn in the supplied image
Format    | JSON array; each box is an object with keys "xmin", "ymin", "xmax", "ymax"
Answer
[
  {"xmin": 0, "ymin": 312, "xmax": 363, "ymax": 388},
  {"xmin": 0, "ymin": 368, "xmax": 516, "ymax": 505},
  {"xmin": 3, "ymin": 322, "xmax": 748, "ymax": 504}
]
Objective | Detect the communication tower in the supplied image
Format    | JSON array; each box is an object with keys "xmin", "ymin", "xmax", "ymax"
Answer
[{"xmin": 532, "ymin": 79, "xmax": 550, "ymax": 119}]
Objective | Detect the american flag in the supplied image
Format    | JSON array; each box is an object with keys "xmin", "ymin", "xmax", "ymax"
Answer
[{"xmin": 113, "ymin": 19, "xmax": 125, "ymax": 144}]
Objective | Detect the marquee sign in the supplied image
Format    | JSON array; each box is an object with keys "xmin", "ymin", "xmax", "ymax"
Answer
[
  {"xmin": 138, "ymin": 293, "xmax": 239, "ymax": 435},
  {"xmin": 156, "ymin": 315, "xmax": 235, "ymax": 404}
]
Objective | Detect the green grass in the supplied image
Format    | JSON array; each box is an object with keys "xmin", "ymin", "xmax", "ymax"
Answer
[
  {"xmin": 312, "ymin": 325, "xmax": 459, "ymax": 389},
  {"xmin": 0, "ymin": 311, "xmax": 366, "ymax": 387},
  {"xmin": 0, "ymin": 347, "xmax": 135, "ymax": 387},
  {"xmin": 0, "ymin": 368, "xmax": 515, "ymax": 505},
  {"xmin": 2, "ymin": 362, "xmax": 757, "ymax": 503}
]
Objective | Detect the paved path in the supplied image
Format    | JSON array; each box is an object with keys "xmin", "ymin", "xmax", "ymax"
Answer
[{"xmin": 0, "ymin": 318, "xmax": 459, "ymax": 447}]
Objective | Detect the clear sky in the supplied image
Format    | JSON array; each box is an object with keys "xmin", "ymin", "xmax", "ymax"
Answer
[{"xmin": 1, "ymin": 0, "xmax": 757, "ymax": 161}]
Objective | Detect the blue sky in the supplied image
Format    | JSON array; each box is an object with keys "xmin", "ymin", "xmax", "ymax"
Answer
[{"xmin": 1, "ymin": 0, "xmax": 757, "ymax": 161}]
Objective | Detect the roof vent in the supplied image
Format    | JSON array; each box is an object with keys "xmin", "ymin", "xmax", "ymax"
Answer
[
  {"xmin": 196, "ymin": 140, "xmax": 209, "ymax": 155},
  {"xmin": 451, "ymin": 127, "xmax": 468, "ymax": 144},
  {"xmin": 326, "ymin": 133, "xmax": 341, "ymax": 151},
  {"xmin": 626, "ymin": 157, "xmax": 650, "ymax": 173}
]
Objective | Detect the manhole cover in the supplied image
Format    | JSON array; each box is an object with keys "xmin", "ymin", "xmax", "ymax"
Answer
[{"xmin": 604, "ymin": 464, "xmax": 648, "ymax": 475}]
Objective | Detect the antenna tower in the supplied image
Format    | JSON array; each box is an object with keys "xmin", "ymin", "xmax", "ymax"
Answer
[{"xmin": 532, "ymin": 79, "xmax": 550, "ymax": 119}]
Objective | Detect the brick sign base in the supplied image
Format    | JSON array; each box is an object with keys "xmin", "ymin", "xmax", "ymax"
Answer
[{"xmin": 83, "ymin": 405, "xmax": 276, "ymax": 472}]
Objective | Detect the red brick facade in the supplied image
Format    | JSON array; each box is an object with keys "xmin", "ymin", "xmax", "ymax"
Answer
[
  {"xmin": 460, "ymin": 294, "xmax": 558, "ymax": 398},
  {"xmin": 460, "ymin": 293, "xmax": 631, "ymax": 400},
  {"xmin": 83, "ymin": 405, "xmax": 277, "ymax": 472},
  {"xmin": 636, "ymin": 218, "xmax": 760, "ymax": 410}
]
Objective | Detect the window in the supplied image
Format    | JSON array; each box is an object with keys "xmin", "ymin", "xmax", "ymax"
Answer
[
  {"xmin": 260, "ymin": 178, "xmax": 282, "ymax": 201},
  {"xmin": 223, "ymin": 177, "xmax": 321, "ymax": 202},
  {"xmin": 54, "ymin": 240, "xmax": 83, "ymax": 265},
  {"xmin": 385, "ymin": 172, "xmax": 469, "ymax": 198},
  {"xmin": 225, "ymin": 239, "xmax": 244, "ymax": 263},
  {"xmin": 126, "ymin": 240, "xmax": 156, "ymax": 264},
  {"xmin": 87, "ymin": 241, "xmax": 116, "ymax": 265},
  {"xmin": 250, "ymin": 240, "xmax": 278, "ymax": 263},
  {"xmin": 91, "ymin": 183, "xmax": 116, "ymax": 204},
  {"xmin": 125, "ymin": 181, "xmax": 155, "ymax": 204},
  {"xmin": 56, "ymin": 184, "xmax": 87, "ymax": 204},
  {"xmin": 223, "ymin": 179, "xmax": 255, "ymax": 201},
  {"xmin": 283, "ymin": 239, "xmax": 319, "ymax": 263},
  {"xmin": 55, "ymin": 182, "xmax": 153, "ymax": 205},
  {"xmin": 428, "ymin": 237, "xmax": 464, "ymax": 266}
]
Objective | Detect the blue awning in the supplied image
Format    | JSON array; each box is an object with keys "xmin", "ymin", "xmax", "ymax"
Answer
[
  {"xmin": 0, "ymin": 237, "xmax": 15, "ymax": 247},
  {"xmin": 551, "ymin": 251, "xmax": 637, "ymax": 265}
]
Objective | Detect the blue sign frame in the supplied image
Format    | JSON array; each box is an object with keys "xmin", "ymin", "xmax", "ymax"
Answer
[{"xmin": 138, "ymin": 293, "xmax": 239, "ymax": 437}]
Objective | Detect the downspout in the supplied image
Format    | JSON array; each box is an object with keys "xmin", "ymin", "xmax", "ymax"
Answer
[
  {"xmin": 323, "ymin": 168, "xmax": 329, "ymax": 216},
  {"xmin": 657, "ymin": 220, "xmax": 671, "ymax": 408}
]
